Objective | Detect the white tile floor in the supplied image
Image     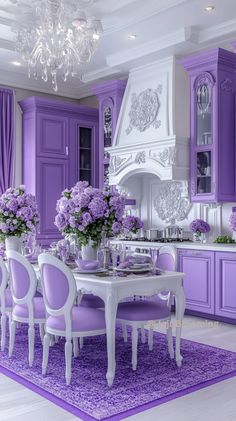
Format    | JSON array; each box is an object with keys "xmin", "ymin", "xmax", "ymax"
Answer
[{"xmin": 0, "ymin": 315, "xmax": 236, "ymax": 421}]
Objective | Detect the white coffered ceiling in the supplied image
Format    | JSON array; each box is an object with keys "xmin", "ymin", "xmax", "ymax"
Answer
[{"xmin": 0, "ymin": 0, "xmax": 236, "ymax": 98}]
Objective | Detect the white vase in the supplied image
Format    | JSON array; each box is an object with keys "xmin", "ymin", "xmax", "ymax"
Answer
[
  {"xmin": 5, "ymin": 236, "xmax": 21, "ymax": 252},
  {"xmin": 81, "ymin": 240, "xmax": 98, "ymax": 261}
]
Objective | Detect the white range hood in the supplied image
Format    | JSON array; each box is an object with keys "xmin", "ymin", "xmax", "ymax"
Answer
[{"xmin": 108, "ymin": 56, "xmax": 190, "ymax": 186}]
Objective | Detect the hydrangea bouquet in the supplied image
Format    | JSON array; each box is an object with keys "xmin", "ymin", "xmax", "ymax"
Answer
[
  {"xmin": 122, "ymin": 215, "xmax": 143, "ymax": 234},
  {"xmin": 190, "ymin": 219, "xmax": 210, "ymax": 240},
  {"xmin": 0, "ymin": 185, "xmax": 39, "ymax": 241},
  {"xmin": 55, "ymin": 181, "xmax": 126, "ymax": 247}
]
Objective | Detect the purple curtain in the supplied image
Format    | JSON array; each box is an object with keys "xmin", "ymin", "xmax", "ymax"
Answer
[{"xmin": 0, "ymin": 88, "xmax": 14, "ymax": 194}]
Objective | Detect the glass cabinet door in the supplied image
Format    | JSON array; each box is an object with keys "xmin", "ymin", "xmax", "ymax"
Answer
[
  {"xmin": 79, "ymin": 127, "xmax": 92, "ymax": 184},
  {"xmin": 196, "ymin": 151, "xmax": 211, "ymax": 194},
  {"xmin": 196, "ymin": 83, "xmax": 212, "ymax": 146},
  {"xmin": 103, "ymin": 105, "xmax": 112, "ymax": 147}
]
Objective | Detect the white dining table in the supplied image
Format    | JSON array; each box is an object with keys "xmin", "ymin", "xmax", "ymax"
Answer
[{"xmin": 73, "ymin": 269, "xmax": 185, "ymax": 387}]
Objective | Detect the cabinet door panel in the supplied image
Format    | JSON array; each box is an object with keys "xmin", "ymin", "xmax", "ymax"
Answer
[
  {"xmin": 37, "ymin": 158, "xmax": 68, "ymax": 241},
  {"xmin": 216, "ymin": 252, "xmax": 236, "ymax": 319},
  {"xmin": 178, "ymin": 250, "xmax": 214, "ymax": 314},
  {"xmin": 37, "ymin": 114, "xmax": 68, "ymax": 157}
]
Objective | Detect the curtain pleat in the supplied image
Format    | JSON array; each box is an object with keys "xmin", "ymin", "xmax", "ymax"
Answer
[{"xmin": 0, "ymin": 88, "xmax": 14, "ymax": 194}]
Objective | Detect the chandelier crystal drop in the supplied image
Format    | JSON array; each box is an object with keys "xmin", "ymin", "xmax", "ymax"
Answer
[{"xmin": 11, "ymin": 0, "xmax": 103, "ymax": 92}]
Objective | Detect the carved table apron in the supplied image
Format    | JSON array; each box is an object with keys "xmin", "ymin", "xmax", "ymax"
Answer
[{"xmin": 73, "ymin": 270, "xmax": 185, "ymax": 387}]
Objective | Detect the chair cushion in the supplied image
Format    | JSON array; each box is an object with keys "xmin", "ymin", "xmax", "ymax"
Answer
[
  {"xmin": 13, "ymin": 297, "xmax": 46, "ymax": 320},
  {"xmin": 0, "ymin": 288, "xmax": 12, "ymax": 308},
  {"xmin": 80, "ymin": 294, "xmax": 104, "ymax": 309},
  {"xmin": 117, "ymin": 298, "xmax": 171, "ymax": 322},
  {"xmin": 47, "ymin": 306, "xmax": 106, "ymax": 333}
]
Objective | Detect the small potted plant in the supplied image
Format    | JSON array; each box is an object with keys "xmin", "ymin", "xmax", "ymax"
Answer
[
  {"xmin": 122, "ymin": 215, "xmax": 144, "ymax": 239},
  {"xmin": 190, "ymin": 219, "xmax": 210, "ymax": 243}
]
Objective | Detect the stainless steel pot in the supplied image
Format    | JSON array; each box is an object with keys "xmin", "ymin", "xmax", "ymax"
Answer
[
  {"xmin": 144, "ymin": 229, "xmax": 161, "ymax": 241},
  {"xmin": 162, "ymin": 225, "xmax": 184, "ymax": 239}
]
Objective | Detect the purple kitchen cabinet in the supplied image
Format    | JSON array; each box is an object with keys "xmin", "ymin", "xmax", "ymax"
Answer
[
  {"xmin": 181, "ymin": 48, "xmax": 236, "ymax": 203},
  {"xmin": 37, "ymin": 113, "xmax": 68, "ymax": 158},
  {"xmin": 37, "ymin": 158, "xmax": 68, "ymax": 244},
  {"xmin": 92, "ymin": 80, "xmax": 127, "ymax": 187},
  {"xmin": 19, "ymin": 96, "xmax": 98, "ymax": 245},
  {"xmin": 178, "ymin": 249, "xmax": 215, "ymax": 314},
  {"xmin": 215, "ymin": 252, "xmax": 236, "ymax": 320}
]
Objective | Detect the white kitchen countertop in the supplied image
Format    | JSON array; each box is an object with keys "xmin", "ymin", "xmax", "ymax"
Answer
[{"xmin": 112, "ymin": 240, "xmax": 236, "ymax": 253}]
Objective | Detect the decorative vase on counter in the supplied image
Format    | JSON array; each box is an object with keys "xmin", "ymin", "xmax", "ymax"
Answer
[
  {"xmin": 5, "ymin": 236, "xmax": 21, "ymax": 252},
  {"xmin": 201, "ymin": 233, "xmax": 207, "ymax": 244},
  {"xmin": 193, "ymin": 232, "xmax": 201, "ymax": 242},
  {"xmin": 81, "ymin": 240, "xmax": 98, "ymax": 261}
]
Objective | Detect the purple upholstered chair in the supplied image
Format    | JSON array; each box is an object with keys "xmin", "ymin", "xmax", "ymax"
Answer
[
  {"xmin": 6, "ymin": 250, "xmax": 46, "ymax": 367},
  {"xmin": 38, "ymin": 253, "xmax": 106, "ymax": 386},
  {"xmin": 0, "ymin": 258, "xmax": 12, "ymax": 351},
  {"xmin": 141, "ymin": 244, "xmax": 177, "ymax": 352},
  {"xmin": 117, "ymin": 245, "xmax": 176, "ymax": 370}
]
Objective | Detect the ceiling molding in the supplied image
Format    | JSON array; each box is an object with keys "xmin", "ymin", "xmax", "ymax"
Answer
[
  {"xmin": 197, "ymin": 18, "xmax": 236, "ymax": 44},
  {"xmin": 0, "ymin": 38, "xmax": 15, "ymax": 51},
  {"xmin": 0, "ymin": 67, "xmax": 94, "ymax": 99},
  {"xmin": 102, "ymin": 0, "xmax": 189, "ymax": 34},
  {"xmin": 0, "ymin": 16, "xmax": 12, "ymax": 27},
  {"xmin": 106, "ymin": 27, "xmax": 195, "ymax": 69},
  {"xmin": 82, "ymin": 66, "xmax": 122, "ymax": 83}
]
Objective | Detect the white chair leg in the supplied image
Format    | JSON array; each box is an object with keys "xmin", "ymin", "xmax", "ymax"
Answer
[
  {"xmin": 122, "ymin": 324, "xmax": 128, "ymax": 343},
  {"xmin": 50, "ymin": 336, "xmax": 55, "ymax": 347},
  {"xmin": 167, "ymin": 325, "xmax": 174, "ymax": 359},
  {"xmin": 1, "ymin": 313, "xmax": 7, "ymax": 352},
  {"xmin": 73, "ymin": 338, "xmax": 79, "ymax": 358},
  {"xmin": 65, "ymin": 340, "xmax": 72, "ymax": 385},
  {"xmin": 28, "ymin": 324, "xmax": 35, "ymax": 367},
  {"xmin": 79, "ymin": 337, "xmax": 84, "ymax": 349},
  {"xmin": 131, "ymin": 326, "xmax": 138, "ymax": 371},
  {"xmin": 148, "ymin": 328, "xmax": 153, "ymax": 351},
  {"xmin": 39, "ymin": 324, "xmax": 45, "ymax": 344},
  {"xmin": 9, "ymin": 320, "xmax": 16, "ymax": 357},
  {"xmin": 141, "ymin": 326, "xmax": 146, "ymax": 344},
  {"xmin": 42, "ymin": 333, "xmax": 50, "ymax": 376},
  {"xmin": 54, "ymin": 335, "xmax": 59, "ymax": 343}
]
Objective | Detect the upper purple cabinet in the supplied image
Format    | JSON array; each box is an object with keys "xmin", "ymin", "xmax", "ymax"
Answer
[
  {"xmin": 92, "ymin": 80, "xmax": 127, "ymax": 187},
  {"xmin": 181, "ymin": 48, "xmax": 236, "ymax": 203},
  {"xmin": 37, "ymin": 113, "xmax": 68, "ymax": 158}
]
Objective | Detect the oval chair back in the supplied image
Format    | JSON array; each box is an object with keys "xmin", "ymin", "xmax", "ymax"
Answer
[
  {"xmin": 156, "ymin": 245, "xmax": 176, "ymax": 304},
  {"xmin": 156, "ymin": 245, "xmax": 176, "ymax": 271},
  {"xmin": 6, "ymin": 250, "xmax": 37, "ymax": 322},
  {"xmin": 38, "ymin": 253, "xmax": 76, "ymax": 337},
  {"xmin": 0, "ymin": 258, "xmax": 9, "ymax": 311}
]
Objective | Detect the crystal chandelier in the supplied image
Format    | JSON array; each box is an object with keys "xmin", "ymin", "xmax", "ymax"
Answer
[{"xmin": 11, "ymin": 0, "xmax": 103, "ymax": 91}]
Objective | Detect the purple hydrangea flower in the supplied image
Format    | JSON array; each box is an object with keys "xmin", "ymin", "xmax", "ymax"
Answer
[
  {"xmin": 54, "ymin": 183, "xmax": 127, "ymax": 246},
  {"xmin": 190, "ymin": 219, "xmax": 210, "ymax": 234},
  {"xmin": 122, "ymin": 216, "xmax": 144, "ymax": 234},
  {"xmin": 0, "ymin": 187, "xmax": 39, "ymax": 240}
]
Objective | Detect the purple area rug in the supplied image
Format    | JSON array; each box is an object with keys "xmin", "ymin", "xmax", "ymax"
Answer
[{"xmin": 0, "ymin": 325, "xmax": 236, "ymax": 421}]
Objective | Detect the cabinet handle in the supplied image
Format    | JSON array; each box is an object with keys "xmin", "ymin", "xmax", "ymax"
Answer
[{"xmin": 66, "ymin": 146, "xmax": 69, "ymax": 156}]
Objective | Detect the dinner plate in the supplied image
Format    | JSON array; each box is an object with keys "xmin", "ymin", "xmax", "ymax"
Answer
[
  {"xmin": 114, "ymin": 266, "xmax": 151, "ymax": 274},
  {"xmin": 131, "ymin": 263, "xmax": 152, "ymax": 269},
  {"xmin": 73, "ymin": 268, "xmax": 107, "ymax": 274}
]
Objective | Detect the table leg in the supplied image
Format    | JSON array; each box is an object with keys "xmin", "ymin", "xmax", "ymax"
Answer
[
  {"xmin": 174, "ymin": 286, "xmax": 185, "ymax": 367},
  {"xmin": 105, "ymin": 292, "xmax": 118, "ymax": 387}
]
